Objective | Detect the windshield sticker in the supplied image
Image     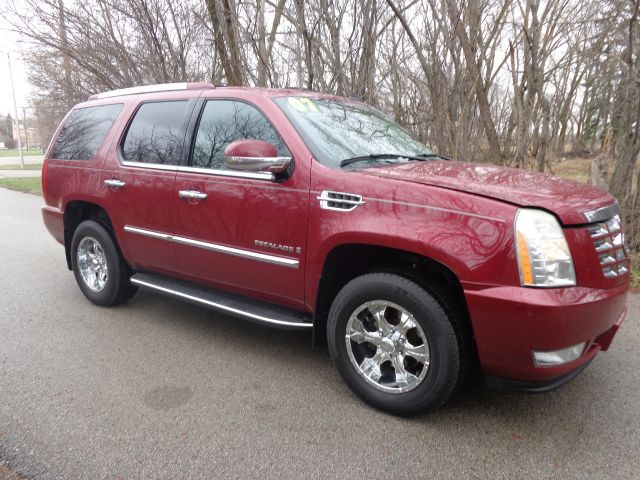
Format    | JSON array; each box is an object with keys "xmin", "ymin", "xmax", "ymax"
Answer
[{"xmin": 288, "ymin": 97, "xmax": 319, "ymax": 113}]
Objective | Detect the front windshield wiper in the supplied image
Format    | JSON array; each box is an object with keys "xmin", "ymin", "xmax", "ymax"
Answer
[
  {"xmin": 339, "ymin": 153, "xmax": 429, "ymax": 168},
  {"xmin": 415, "ymin": 152, "xmax": 451, "ymax": 161}
]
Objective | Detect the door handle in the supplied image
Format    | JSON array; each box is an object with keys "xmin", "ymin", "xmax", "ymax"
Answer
[
  {"xmin": 104, "ymin": 179, "xmax": 125, "ymax": 189},
  {"xmin": 179, "ymin": 190, "xmax": 208, "ymax": 200}
]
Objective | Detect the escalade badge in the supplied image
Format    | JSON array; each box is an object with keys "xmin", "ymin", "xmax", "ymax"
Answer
[{"xmin": 255, "ymin": 240, "xmax": 302, "ymax": 255}]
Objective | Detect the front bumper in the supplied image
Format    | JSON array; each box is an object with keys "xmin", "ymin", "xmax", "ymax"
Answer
[
  {"xmin": 485, "ymin": 358, "xmax": 594, "ymax": 393},
  {"xmin": 464, "ymin": 284, "xmax": 628, "ymax": 386}
]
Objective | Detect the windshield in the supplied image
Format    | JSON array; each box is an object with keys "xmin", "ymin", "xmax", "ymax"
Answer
[{"xmin": 274, "ymin": 96, "xmax": 433, "ymax": 169}]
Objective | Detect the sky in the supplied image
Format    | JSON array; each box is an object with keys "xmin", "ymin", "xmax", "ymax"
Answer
[{"xmin": 0, "ymin": 10, "xmax": 31, "ymax": 119}]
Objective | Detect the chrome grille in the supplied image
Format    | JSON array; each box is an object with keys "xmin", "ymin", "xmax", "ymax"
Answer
[{"xmin": 587, "ymin": 214, "xmax": 629, "ymax": 278}]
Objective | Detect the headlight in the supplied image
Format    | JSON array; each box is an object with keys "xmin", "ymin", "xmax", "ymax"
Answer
[{"xmin": 515, "ymin": 208, "xmax": 576, "ymax": 287}]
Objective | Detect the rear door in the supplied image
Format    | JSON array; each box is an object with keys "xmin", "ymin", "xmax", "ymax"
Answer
[
  {"xmin": 101, "ymin": 98, "xmax": 196, "ymax": 275},
  {"xmin": 172, "ymin": 98, "xmax": 310, "ymax": 310}
]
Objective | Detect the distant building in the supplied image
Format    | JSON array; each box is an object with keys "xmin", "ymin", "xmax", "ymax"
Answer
[{"xmin": 12, "ymin": 122, "xmax": 41, "ymax": 149}]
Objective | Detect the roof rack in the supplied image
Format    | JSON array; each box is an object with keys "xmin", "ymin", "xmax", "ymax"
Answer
[{"xmin": 88, "ymin": 82, "xmax": 215, "ymax": 100}]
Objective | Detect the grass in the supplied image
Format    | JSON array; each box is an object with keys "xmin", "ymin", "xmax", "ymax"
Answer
[
  {"xmin": 0, "ymin": 148, "xmax": 44, "ymax": 158},
  {"xmin": 0, "ymin": 177, "xmax": 42, "ymax": 195},
  {"xmin": 0, "ymin": 163, "xmax": 43, "ymax": 170},
  {"xmin": 551, "ymin": 157, "xmax": 591, "ymax": 182}
]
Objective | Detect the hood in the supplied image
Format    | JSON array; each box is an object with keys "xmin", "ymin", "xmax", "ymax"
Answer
[{"xmin": 361, "ymin": 161, "xmax": 615, "ymax": 225}]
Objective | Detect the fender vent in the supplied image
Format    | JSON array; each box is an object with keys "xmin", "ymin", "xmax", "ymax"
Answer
[{"xmin": 317, "ymin": 190, "xmax": 365, "ymax": 211}]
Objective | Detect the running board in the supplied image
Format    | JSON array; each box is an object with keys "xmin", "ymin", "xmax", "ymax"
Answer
[{"xmin": 130, "ymin": 272, "xmax": 312, "ymax": 330}]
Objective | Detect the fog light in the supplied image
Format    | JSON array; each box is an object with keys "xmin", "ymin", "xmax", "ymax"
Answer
[{"xmin": 533, "ymin": 342, "xmax": 586, "ymax": 367}]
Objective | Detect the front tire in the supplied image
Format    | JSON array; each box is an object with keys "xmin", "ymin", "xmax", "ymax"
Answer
[
  {"xmin": 327, "ymin": 273, "xmax": 463, "ymax": 416},
  {"xmin": 71, "ymin": 220, "xmax": 137, "ymax": 306}
]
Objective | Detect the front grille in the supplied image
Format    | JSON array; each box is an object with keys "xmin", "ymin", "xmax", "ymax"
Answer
[{"xmin": 587, "ymin": 214, "xmax": 629, "ymax": 278}]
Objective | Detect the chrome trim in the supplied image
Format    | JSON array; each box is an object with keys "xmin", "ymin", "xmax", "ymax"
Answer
[
  {"xmin": 119, "ymin": 161, "xmax": 275, "ymax": 180},
  {"xmin": 130, "ymin": 278, "xmax": 312, "ymax": 329},
  {"xmin": 584, "ymin": 203, "xmax": 620, "ymax": 223},
  {"xmin": 104, "ymin": 179, "xmax": 125, "ymax": 188},
  {"xmin": 172, "ymin": 235, "xmax": 299, "ymax": 268},
  {"xmin": 317, "ymin": 190, "xmax": 365, "ymax": 211},
  {"xmin": 177, "ymin": 166, "xmax": 274, "ymax": 181},
  {"xmin": 91, "ymin": 82, "xmax": 189, "ymax": 99},
  {"xmin": 178, "ymin": 190, "xmax": 208, "ymax": 200},
  {"xmin": 124, "ymin": 225, "xmax": 172, "ymax": 241},
  {"xmin": 123, "ymin": 225, "xmax": 299, "ymax": 268},
  {"xmin": 121, "ymin": 160, "xmax": 178, "ymax": 172}
]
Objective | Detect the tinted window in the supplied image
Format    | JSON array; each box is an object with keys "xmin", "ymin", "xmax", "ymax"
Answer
[
  {"xmin": 192, "ymin": 100, "xmax": 290, "ymax": 169},
  {"xmin": 51, "ymin": 104, "xmax": 122, "ymax": 160},
  {"xmin": 122, "ymin": 101, "xmax": 189, "ymax": 165}
]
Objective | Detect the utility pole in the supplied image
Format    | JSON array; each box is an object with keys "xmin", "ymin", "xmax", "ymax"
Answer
[
  {"xmin": 23, "ymin": 106, "xmax": 28, "ymax": 150},
  {"xmin": 7, "ymin": 52, "xmax": 24, "ymax": 169}
]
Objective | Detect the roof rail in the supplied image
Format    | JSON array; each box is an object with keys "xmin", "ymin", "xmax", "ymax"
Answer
[{"xmin": 88, "ymin": 82, "xmax": 215, "ymax": 100}]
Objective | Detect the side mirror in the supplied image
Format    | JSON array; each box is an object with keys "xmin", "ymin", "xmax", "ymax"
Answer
[{"xmin": 223, "ymin": 139, "xmax": 292, "ymax": 174}]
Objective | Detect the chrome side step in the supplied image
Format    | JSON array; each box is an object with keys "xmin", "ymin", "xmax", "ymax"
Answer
[{"xmin": 131, "ymin": 272, "xmax": 312, "ymax": 330}]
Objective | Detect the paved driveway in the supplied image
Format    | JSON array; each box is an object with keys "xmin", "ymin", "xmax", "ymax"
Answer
[{"xmin": 0, "ymin": 187, "xmax": 638, "ymax": 479}]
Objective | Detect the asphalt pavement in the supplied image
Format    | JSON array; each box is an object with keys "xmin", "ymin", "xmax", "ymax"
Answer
[{"xmin": 0, "ymin": 187, "xmax": 638, "ymax": 479}]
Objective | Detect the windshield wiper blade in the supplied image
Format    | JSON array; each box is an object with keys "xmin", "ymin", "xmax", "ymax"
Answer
[
  {"xmin": 415, "ymin": 152, "xmax": 451, "ymax": 161},
  {"xmin": 339, "ymin": 153, "xmax": 418, "ymax": 168}
]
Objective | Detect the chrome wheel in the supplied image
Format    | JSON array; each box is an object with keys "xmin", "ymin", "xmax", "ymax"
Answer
[
  {"xmin": 345, "ymin": 300, "xmax": 430, "ymax": 393},
  {"xmin": 77, "ymin": 236, "xmax": 108, "ymax": 293}
]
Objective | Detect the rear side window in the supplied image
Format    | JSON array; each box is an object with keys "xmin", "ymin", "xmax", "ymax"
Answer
[
  {"xmin": 122, "ymin": 101, "xmax": 189, "ymax": 165},
  {"xmin": 51, "ymin": 104, "xmax": 122, "ymax": 160}
]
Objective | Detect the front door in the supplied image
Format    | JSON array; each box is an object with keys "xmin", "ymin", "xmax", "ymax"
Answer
[{"xmin": 173, "ymin": 99, "xmax": 309, "ymax": 310}]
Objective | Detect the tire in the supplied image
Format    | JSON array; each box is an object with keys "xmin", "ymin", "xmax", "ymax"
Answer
[
  {"xmin": 327, "ymin": 273, "xmax": 463, "ymax": 416},
  {"xmin": 71, "ymin": 220, "xmax": 137, "ymax": 306}
]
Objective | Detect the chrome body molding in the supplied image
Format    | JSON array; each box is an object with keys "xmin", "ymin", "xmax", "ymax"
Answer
[
  {"xmin": 121, "ymin": 160, "xmax": 178, "ymax": 172},
  {"xmin": 120, "ymin": 161, "xmax": 275, "ymax": 181},
  {"xmin": 178, "ymin": 165, "xmax": 274, "ymax": 181},
  {"xmin": 172, "ymin": 235, "xmax": 299, "ymax": 267},
  {"xmin": 124, "ymin": 225, "xmax": 172, "ymax": 241},
  {"xmin": 584, "ymin": 203, "xmax": 620, "ymax": 224},
  {"xmin": 130, "ymin": 277, "xmax": 312, "ymax": 329},
  {"xmin": 124, "ymin": 225, "xmax": 299, "ymax": 268}
]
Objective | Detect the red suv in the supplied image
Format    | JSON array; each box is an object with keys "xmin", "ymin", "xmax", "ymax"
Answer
[{"xmin": 42, "ymin": 83, "xmax": 629, "ymax": 415}]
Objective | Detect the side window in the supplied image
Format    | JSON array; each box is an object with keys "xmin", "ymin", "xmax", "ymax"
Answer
[
  {"xmin": 51, "ymin": 104, "xmax": 123, "ymax": 160},
  {"xmin": 191, "ymin": 100, "xmax": 290, "ymax": 169},
  {"xmin": 122, "ymin": 101, "xmax": 189, "ymax": 165}
]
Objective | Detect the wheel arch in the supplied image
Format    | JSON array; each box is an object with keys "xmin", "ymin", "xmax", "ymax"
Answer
[
  {"xmin": 63, "ymin": 199, "xmax": 116, "ymax": 270},
  {"xmin": 312, "ymin": 243, "xmax": 476, "ymax": 360}
]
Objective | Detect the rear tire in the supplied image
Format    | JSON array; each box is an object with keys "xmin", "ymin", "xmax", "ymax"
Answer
[
  {"xmin": 327, "ymin": 273, "xmax": 463, "ymax": 416},
  {"xmin": 71, "ymin": 220, "xmax": 137, "ymax": 306}
]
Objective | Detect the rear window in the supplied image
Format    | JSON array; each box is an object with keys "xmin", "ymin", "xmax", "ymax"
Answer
[
  {"xmin": 51, "ymin": 104, "xmax": 123, "ymax": 160},
  {"xmin": 121, "ymin": 101, "xmax": 189, "ymax": 165}
]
